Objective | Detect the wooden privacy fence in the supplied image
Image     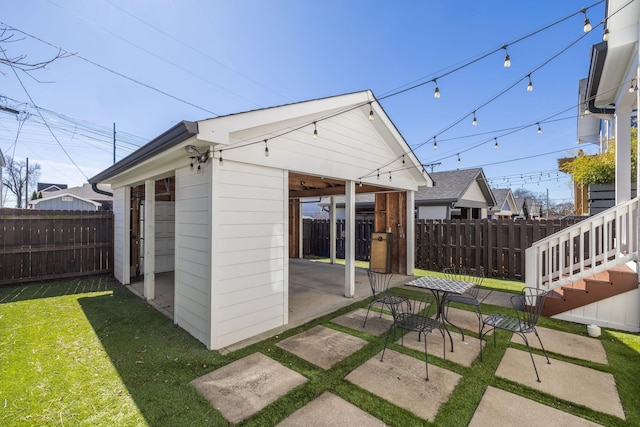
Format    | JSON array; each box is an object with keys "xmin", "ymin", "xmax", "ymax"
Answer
[
  {"xmin": 0, "ymin": 209, "xmax": 113, "ymax": 285},
  {"xmin": 304, "ymin": 218, "xmax": 582, "ymax": 280}
]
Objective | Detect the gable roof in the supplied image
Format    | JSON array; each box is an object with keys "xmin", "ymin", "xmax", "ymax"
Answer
[
  {"xmin": 37, "ymin": 183, "xmax": 68, "ymax": 192},
  {"xmin": 415, "ymin": 168, "xmax": 496, "ymax": 207},
  {"xmin": 38, "ymin": 183, "xmax": 113, "ymax": 202},
  {"xmin": 89, "ymin": 90, "xmax": 431, "ymax": 193},
  {"xmin": 30, "ymin": 192, "xmax": 102, "ymax": 208}
]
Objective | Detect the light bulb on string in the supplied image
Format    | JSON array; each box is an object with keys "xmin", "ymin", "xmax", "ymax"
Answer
[
  {"xmin": 457, "ymin": 153, "xmax": 461, "ymax": 165},
  {"xmin": 494, "ymin": 138, "xmax": 499, "ymax": 149},
  {"xmin": 313, "ymin": 121, "xmax": 318, "ymax": 140},
  {"xmin": 377, "ymin": 169, "xmax": 380, "ymax": 180},
  {"xmin": 628, "ymin": 79, "xmax": 638, "ymax": 93},
  {"xmin": 472, "ymin": 111, "xmax": 477, "ymax": 126},
  {"xmin": 218, "ymin": 150, "xmax": 223, "ymax": 166},
  {"xmin": 527, "ymin": 75, "xmax": 533, "ymax": 92},
  {"xmin": 369, "ymin": 103, "xmax": 374, "ymax": 121},
  {"xmin": 502, "ymin": 45, "xmax": 511, "ymax": 68},
  {"xmin": 537, "ymin": 123, "xmax": 542, "ymax": 134},
  {"xmin": 389, "ymin": 171, "xmax": 392, "ymax": 182},
  {"xmin": 264, "ymin": 139, "xmax": 269, "ymax": 157},
  {"xmin": 433, "ymin": 136, "xmax": 438, "ymax": 150},
  {"xmin": 582, "ymin": 9, "xmax": 592, "ymax": 32},
  {"xmin": 433, "ymin": 79, "xmax": 440, "ymax": 99},
  {"xmin": 402, "ymin": 154, "xmax": 405, "ymax": 164},
  {"xmin": 603, "ymin": 28, "xmax": 609, "ymax": 41}
]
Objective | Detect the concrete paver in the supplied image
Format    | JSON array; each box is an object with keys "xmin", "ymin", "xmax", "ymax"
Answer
[
  {"xmin": 276, "ymin": 325, "xmax": 368, "ymax": 369},
  {"xmin": 276, "ymin": 392, "xmax": 387, "ymax": 426},
  {"xmin": 191, "ymin": 352, "xmax": 307, "ymax": 424},
  {"xmin": 398, "ymin": 329, "xmax": 484, "ymax": 367},
  {"xmin": 516, "ymin": 326, "xmax": 608, "ymax": 364},
  {"xmin": 331, "ymin": 308, "xmax": 394, "ymax": 336},
  {"xmin": 346, "ymin": 349, "xmax": 462, "ymax": 422},
  {"xmin": 495, "ymin": 348, "xmax": 625, "ymax": 419},
  {"xmin": 469, "ymin": 386, "xmax": 604, "ymax": 426}
]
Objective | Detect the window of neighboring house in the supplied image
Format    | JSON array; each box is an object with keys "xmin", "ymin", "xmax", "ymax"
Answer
[{"xmin": 62, "ymin": 196, "xmax": 73, "ymax": 202}]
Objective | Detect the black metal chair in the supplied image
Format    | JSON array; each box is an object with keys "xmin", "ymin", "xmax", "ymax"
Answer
[
  {"xmin": 442, "ymin": 267, "xmax": 484, "ymax": 341},
  {"xmin": 480, "ymin": 287, "xmax": 550, "ymax": 382},
  {"xmin": 362, "ymin": 269, "xmax": 408, "ymax": 328},
  {"xmin": 380, "ymin": 293, "xmax": 449, "ymax": 381}
]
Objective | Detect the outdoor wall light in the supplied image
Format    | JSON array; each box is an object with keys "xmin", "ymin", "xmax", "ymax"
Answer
[{"xmin": 186, "ymin": 145, "xmax": 212, "ymax": 169}]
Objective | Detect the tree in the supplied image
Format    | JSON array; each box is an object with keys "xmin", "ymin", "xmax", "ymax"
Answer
[
  {"xmin": 560, "ymin": 129, "xmax": 637, "ymax": 185},
  {"xmin": 2, "ymin": 156, "xmax": 40, "ymax": 208},
  {"xmin": 0, "ymin": 27, "xmax": 70, "ymax": 80}
]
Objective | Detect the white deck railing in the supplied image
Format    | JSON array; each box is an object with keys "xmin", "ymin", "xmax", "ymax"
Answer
[{"xmin": 525, "ymin": 198, "xmax": 639, "ymax": 291}]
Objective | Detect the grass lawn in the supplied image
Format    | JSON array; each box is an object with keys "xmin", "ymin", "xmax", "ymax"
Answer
[{"xmin": 1, "ymin": 274, "xmax": 639, "ymax": 426}]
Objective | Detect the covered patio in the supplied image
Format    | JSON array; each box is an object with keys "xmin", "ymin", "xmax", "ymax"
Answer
[{"xmin": 129, "ymin": 258, "xmax": 412, "ymax": 349}]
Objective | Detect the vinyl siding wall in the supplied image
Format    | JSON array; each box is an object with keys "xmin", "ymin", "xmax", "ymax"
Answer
[
  {"xmin": 112, "ymin": 186, "xmax": 127, "ymax": 284},
  {"xmin": 212, "ymin": 161, "xmax": 286, "ymax": 349},
  {"xmin": 174, "ymin": 166, "xmax": 212, "ymax": 347}
]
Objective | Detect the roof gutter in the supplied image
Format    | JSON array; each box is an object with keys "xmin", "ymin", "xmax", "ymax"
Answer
[
  {"xmin": 88, "ymin": 120, "xmax": 198, "ymax": 184},
  {"xmin": 585, "ymin": 42, "xmax": 616, "ymax": 115}
]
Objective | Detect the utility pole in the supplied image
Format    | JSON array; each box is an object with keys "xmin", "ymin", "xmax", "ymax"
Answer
[
  {"xmin": 113, "ymin": 122, "xmax": 116, "ymax": 164},
  {"xmin": 25, "ymin": 157, "xmax": 29, "ymax": 209}
]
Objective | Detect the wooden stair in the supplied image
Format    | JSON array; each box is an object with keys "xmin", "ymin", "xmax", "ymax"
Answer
[{"xmin": 541, "ymin": 264, "xmax": 638, "ymax": 317}]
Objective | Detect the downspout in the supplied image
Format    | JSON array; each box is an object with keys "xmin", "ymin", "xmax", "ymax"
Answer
[{"xmin": 92, "ymin": 182, "xmax": 113, "ymax": 197}]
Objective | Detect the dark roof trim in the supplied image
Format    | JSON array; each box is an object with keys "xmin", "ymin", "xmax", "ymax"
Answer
[
  {"xmin": 586, "ymin": 41, "xmax": 615, "ymax": 115},
  {"xmin": 89, "ymin": 121, "xmax": 198, "ymax": 184}
]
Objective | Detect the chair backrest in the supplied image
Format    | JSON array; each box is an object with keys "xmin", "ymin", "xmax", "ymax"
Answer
[
  {"xmin": 388, "ymin": 293, "xmax": 437, "ymax": 323},
  {"xmin": 367, "ymin": 269, "xmax": 393, "ymax": 296},
  {"xmin": 442, "ymin": 267, "xmax": 484, "ymax": 298},
  {"xmin": 510, "ymin": 287, "xmax": 547, "ymax": 332}
]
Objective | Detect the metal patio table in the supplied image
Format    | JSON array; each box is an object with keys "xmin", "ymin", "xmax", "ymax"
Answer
[{"xmin": 404, "ymin": 276, "xmax": 476, "ymax": 352}]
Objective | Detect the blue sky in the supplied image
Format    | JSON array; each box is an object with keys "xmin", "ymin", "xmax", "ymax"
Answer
[{"xmin": 0, "ymin": 1, "xmax": 608, "ymax": 207}]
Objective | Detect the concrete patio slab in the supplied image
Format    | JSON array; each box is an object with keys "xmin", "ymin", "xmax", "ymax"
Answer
[
  {"xmin": 276, "ymin": 392, "xmax": 387, "ymax": 426},
  {"xmin": 469, "ymin": 386, "xmax": 604, "ymax": 426},
  {"xmin": 331, "ymin": 308, "xmax": 394, "ymax": 336},
  {"xmin": 191, "ymin": 352, "xmax": 307, "ymax": 424},
  {"xmin": 514, "ymin": 326, "xmax": 608, "ymax": 364},
  {"xmin": 445, "ymin": 306, "xmax": 494, "ymax": 336},
  {"xmin": 276, "ymin": 325, "xmax": 368, "ymax": 369},
  {"xmin": 346, "ymin": 349, "xmax": 462, "ymax": 422},
  {"xmin": 398, "ymin": 328, "xmax": 484, "ymax": 367},
  {"xmin": 496, "ymin": 348, "xmax": 625, "ymax": 419}
]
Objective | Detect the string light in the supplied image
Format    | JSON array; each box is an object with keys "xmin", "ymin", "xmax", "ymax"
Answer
[
  {"xmin": 264, "ymin": 139, "xmax": 269, "ymax": 157},
  {"xmin": 219, "ymin": 150, "xmax": 223, "ymax": 165},
  {"xmin": 433, "ymin": 136, "xmax": 438, "ymax": 150},
  {"xmin": 472, "ymin": 111, "xmax": 477, "ymax": 126},
  {"xmin": 628, "ymin": 78, "xmax": 638, "ymax": 93},
  {"xmin": 457, "ymin": 153, "xmax": 461, "ymax": 164},
  {"xmin": 537, "ymin": 123, "xmax": 543, "ymax": 134},
  {"xmin": 527, "ymin": 75, "xmax": 533, "ymax": 92},
  {"xmin": 502, "ymin": 45, "xmax": 511, "ymax": 68},
  {"xmin": 602, "ymin": 28, "xmax": 609, "ymax": 41},
  {"xmin": 369, "ymin": 103, "xmax": 374, "ymax": 121},
  {"xmin": 389, "ymin": 171, "xmax": 392, "ymax": 181},
  {"xmin": 377, "ymin": 169, "xmax": 380, "ymax": 180},
  {"xmin": 582, "ymin": 9, "xmax": 592, "ymax": 32},
  {"xmin": 494, "ymin": 138, "xmax": 499, "ymax": 149},
  {"xmin": 313, "ymin": 121, "xmax": 318, "ymax": 140},
  {"xmin": 433, "ymin": 79, "xmax": 440, "ymax": 99},
  {"xmin": 402, "ymin": 154, "xmax": 405, "ymax": 164}
]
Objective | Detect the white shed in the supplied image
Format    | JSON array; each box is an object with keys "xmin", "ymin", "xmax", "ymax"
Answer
[{"xmin": 89, "ymin": 90, "xmax": 431, "ymax": 350}]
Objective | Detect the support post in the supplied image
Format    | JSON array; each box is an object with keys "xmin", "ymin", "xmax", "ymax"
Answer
[
  {"xmin": 330, "ymin": 196, "xmax": 336, "ymax": 264},
  {"xmin": 144, "ymin": 179, "xmax": 156, "ymax": 300},
  {"xmin": 344, "ymin": 181, "xmax": 356, "ymax": 297}
]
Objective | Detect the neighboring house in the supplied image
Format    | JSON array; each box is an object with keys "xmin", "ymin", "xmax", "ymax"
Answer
[
  {"xmin": 488, "ymin": 188, "xmax": 518, "ymax": 219},
  {"xmin": 319, "ymin": 168, "xmax": 496, "ymax": 221},
  {"xmin": 414, "ymin": 168, "xmax": 496, "ymax": 220},
  {"xmin": 37, "ymin": 183, "xmax": 67, "ymax": 193},
  {"xmin": 29, "ymin": 183, "xmax": 113, "ymax": 211},
  {"xmin": 88, "ymin": 90, "xmax": 431, "ymax": 350},
  {"xmin": 526, "ymin": 1, "xmax": 640, "ymax": 333},
  {"xmin": 513, "ymin": 196, "xmax": 541, "ymax": 220}
]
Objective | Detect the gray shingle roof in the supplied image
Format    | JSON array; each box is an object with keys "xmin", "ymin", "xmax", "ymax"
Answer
[{"xmin": 415, "ymin": 168, "xmax": 494, "ymax": 205}]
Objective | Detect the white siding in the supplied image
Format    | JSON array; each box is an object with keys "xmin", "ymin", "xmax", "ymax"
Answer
[
  {"xmin": 112, "ymin": 186, "xmax": 126, "ymax": 284},
  {"xmin": 212, "ymin": 161, "xmax": 286, "ymax": 349},
  {"xmin": 462, "ymin": 181, "xmax": 486, "ymax": 203},
  {"xmin": 174, "ymin": 166, "xmax": 212, "ymax": 348},
  {"xmin": 155, "ymin": 201, "xmax": 175, "ymax": 273},
  {"xmin": 553, "ymin": 289, "xmax": 640, "ymax": 333},
  {"xmin": 418, "ymin": 205, "xmax": 447, "ymax": 220}
]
